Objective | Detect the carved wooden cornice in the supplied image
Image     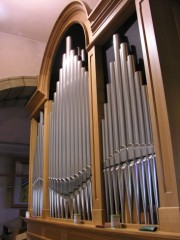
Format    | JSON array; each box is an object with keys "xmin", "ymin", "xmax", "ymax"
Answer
[
  {"xmin": 87, "ymin": 0, "xmax": 135, "ymax": 47},
  {"xmin": 25, "ymin": 89, "xmax": 46, "ymax": 118}
]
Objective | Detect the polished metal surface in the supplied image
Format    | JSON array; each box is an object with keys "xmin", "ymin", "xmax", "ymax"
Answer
[
  {"xmin": 102, "ymin": 33, "xmax": 159, "ymax": 224},
  {"xmin": 47, "ymin": 36, "xmax": 92, "ymax": 220}
]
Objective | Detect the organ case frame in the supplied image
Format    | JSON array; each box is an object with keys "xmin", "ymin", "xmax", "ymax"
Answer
[{"xmin": 26, "ymin": 0, "xmax": 180, "ymax": 239}]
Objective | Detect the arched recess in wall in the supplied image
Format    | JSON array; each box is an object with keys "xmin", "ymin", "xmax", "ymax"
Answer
[
  {"xmin": 0, "ymin": 76, "xmax": 37, "ymax": 157},
  {"xmin": 0, "ymin": 76, "xmax": 37, "ymax": 107},
  {"xmin": 26, "ymin": 0, "xmax": 92, "ymax": 117}
]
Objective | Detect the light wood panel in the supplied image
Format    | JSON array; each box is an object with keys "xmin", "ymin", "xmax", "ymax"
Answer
[
  {"xmin": 28, "ymin": 118, "xmax": 38, "ymax": 216},
  {"xmin": 88, "ymin": 0, "xmax": 135, "ymax": 47},
  {"xmin": 88, "ymin": 46, "xmax": 105, "ymax": 225},
  {"xmin": 135, "ymin": 0, "xmax": 180, "ymax": 232},
  {"xmin": 42, "ymin": 101, "xmax": 53, "ymax": 218},
  {"xmin": 26, "ymin": 218, "xmax": 180, "ymax": 240}
]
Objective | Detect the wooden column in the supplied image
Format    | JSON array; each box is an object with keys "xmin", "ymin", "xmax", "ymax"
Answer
[
  {"xmin": 88, "ymin": 46, "xmax": 105, "ymax": 225},
  {"xmin": 42, "ymin": 100, "xmax": 53, "ymax": 218},
  {"xmin": 28, "ymin": 118, "xmax": 38, "ymax": 216},
  {"xmin": 136, "ymin": 0, "xmax": 180, "ymax": 233}
]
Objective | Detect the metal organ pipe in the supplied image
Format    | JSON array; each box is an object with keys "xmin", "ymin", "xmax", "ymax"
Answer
[
  {"xmin": 102, "ymin": 33, "xmax": 159, "ymax": 224},
  {"xmin": 48, "ymin": 36, "xmax": 92, "ymax": 220},
  {"xmin": 32, "ymin": 111, "xmax": 44, "ymax": 217}
]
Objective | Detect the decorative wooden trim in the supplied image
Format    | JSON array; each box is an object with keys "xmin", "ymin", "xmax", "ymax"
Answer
[
  {"xmin": 42, "ymin": 100, "xmax": 53, "ymax": 219},
  {"xmin": 136, "ymin": 0, "xmax": 179, "ymax": 204},
  {"xmin": 135, "ymin": 0, "xmax": 180, "ymax": 232},
  {"xmin": 25, "ymin": 218, "xmax": 180, "ymax": 240},
  {"xmin": 28, "ymin": 118, "xmax": 38, "ymax": 215},
  {"xmin": 25, "ymin": 89, "xmax": 46, "ymax": 118},
  {"xmin": 88, "ymin": 46, "xmax": 105, "ymax": 225},
  {"xmin": 37, "ymin": 0, "xmax": 92, "ymax": 100},
  {"xmin": 87, "ymin": 0, "xmax": 135, "ymax": 47}
]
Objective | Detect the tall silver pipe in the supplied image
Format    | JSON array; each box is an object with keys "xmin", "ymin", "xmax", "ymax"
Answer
[
  {"xmin": 49, "ymin": 111, "xmax": 53, "ymax": 216},
  {"xmin": 104, "ymin": 104, "xmax": 114, "ymax": 215},
  {"xmin": 74, "ymin": 55, "xmax": 79, "ymax": 179},
  {"xmin": 102, "ymin": 119, "xmax": 110, "ymax": 221},
  {"xmin": 69, "ymin": 49, "xmax": 75, "ymax": 178},
  {"xmin": 119, "ymin": 43, "xmax": 134, "ymax": 223},
  {"xmin": 32, "ymin": 111, "xmax": 44, "ymax": 217},
  {"xmin": 106, "ymin": 84, "xmax": 120, "ymax": 215},
  {"xmin": 109, "ymin": 62, "xmax": 120, "ymax": 158},
  {"xmin": 134, "ymin": 71, "xmax": 154, "ymax": 224},
  {"xmin": 141, "ymin": 84, "xmax": 159, "ymax": 222},
  {"xmin": 109, "ymin": 61, "xmax": 125, "ymax": 222},
  {"xmin": 80, "ymin": 66, "xmax": 89, "ymax": 220},
  {"xmin": 113, "ymin": 34, "xmax": 126, "ymax": 148},
  {"xmin": 126, "ymin": 54, "xmax": 141, "ymax": 223},
  {"xmin": 84, "ymin": 70, "xmax": 92, "ymax": 219},
  {"xmin": 53, "ymin": 92, "xmax": 58, "ymax": 218},
  {"xmin": 120, "ymin": 43, "xmax": 133, "ymax": 147},
  {"xmin": 134, "ymin": 71, "xmax": 149, "ymax": 223}
]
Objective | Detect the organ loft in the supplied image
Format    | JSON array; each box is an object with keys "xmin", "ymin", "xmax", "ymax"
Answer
[{"xmin": 25, "ymin": 0, "xmax": 180, "ymax": 239}]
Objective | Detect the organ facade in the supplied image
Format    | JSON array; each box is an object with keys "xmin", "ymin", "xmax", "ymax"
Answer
[{"xmin": 26, "ymin": 0, "xmax": 180, "ymax": 239}]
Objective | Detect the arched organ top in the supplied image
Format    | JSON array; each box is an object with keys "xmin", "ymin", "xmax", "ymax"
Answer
[
  {"xmin": 49, "ymin": 24, "xmax": 87, "ymax": 100},
  {"xmin": 102, "ymin": 33, "xmax": 159, "ymax": 225},
  {"xmin": 48, "ymin": 36, "xmax": 92, "ymax": 220}
]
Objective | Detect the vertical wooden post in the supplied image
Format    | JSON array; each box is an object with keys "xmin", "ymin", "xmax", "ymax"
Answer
[
  {"xmin": 136, "ymin": 0, "xmax": 180, "ymax": 232},
  {"xmin": 42, "ymin": 100, "xmax": 53, "ymax": 218},
  {"xmin": 28, "ymin": 118, "xmax": 37, "ymax": 216},
  {"xmin": 88, "ymin": 45, "xmax": 106, "ymax": 225}
]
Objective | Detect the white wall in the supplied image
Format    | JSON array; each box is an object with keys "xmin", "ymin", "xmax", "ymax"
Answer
[{"xmin": 0, "ymin": 32, "xmax": 46, "ymax": 79}]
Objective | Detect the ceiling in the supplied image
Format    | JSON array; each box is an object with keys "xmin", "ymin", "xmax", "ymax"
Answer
[
  {"xmin": 0, "ymin": 0, "xmax": 99, "ymax": 43},
  {"xmin": 0, "ymin": 0, "xmax": 99, "ymax": 159}
]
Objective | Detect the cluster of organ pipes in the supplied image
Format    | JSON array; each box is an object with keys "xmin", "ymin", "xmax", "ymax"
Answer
[
  {"xmin": 32, "ymin": 112, "xmax": 44, "ymax": 216},
  {"xmin": 102, "ymin": 34, "xmax": 159, "ymax": 224},
  {"xmin": 48, "ymin": 36, "xmax": 92, "ymax": 220}
]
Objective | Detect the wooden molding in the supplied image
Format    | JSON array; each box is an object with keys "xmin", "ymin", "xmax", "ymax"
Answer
[
  {"xmin": 25, "ymin": 218, "xmax": 180, "ymax": 240},
  {"xmin": 87, "ymin": 0, "xmax": 135, "ymax": 47},
  {"xmin": 158, "ymin": 207, "xmax": 180, "ymax": 233},
  {"xmin": 37, "ymin": 0, "xmax": 92, "ymax": 100},
  {"xmin": 88, "ymin": 46, "xmax": 106, "ymax": 225},
  {"xmin": 135, "ymin": 0, "xmax": 180, "ymax": 232},
  {"xmin": 25, "ymin": 89, "xmax": 46, "ymax": 118},
  {"xmin": 28, "ymin": 118, "xmax": 38, "ymax": 214},
  {"xmin": 42, "ymin": 100, "xmax": 53, "ymax": 219},
  {"xmin": 135, "ymin": 0, "xmax": 179, "ymax": 205}
]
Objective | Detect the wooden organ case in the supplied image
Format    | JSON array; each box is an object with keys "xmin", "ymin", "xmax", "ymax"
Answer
[{"xmin": 26, "ymin": 0, "xmax": 180, "ymax": 239}]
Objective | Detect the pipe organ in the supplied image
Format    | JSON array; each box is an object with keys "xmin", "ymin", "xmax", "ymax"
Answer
[
  {"xmin": 26, "ymin": 0, "xmax": 180, "ymax": 239},
  {"xmin": 102, "ymin": 34, "xmax": 158, "ymax": 224},
  {"xmin": 48, "ymin": 36, "xmax": 92, "ymax": 220}
]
